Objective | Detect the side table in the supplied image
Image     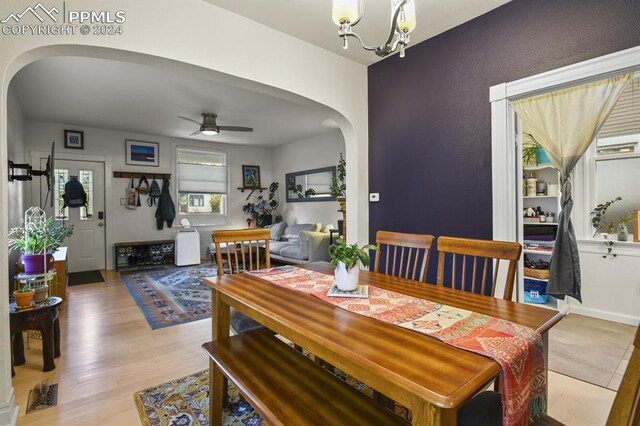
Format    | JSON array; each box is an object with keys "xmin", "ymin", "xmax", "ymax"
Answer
[{"xmin": 9, "ymin": 296, "xmax": 62, "ymax": 376}]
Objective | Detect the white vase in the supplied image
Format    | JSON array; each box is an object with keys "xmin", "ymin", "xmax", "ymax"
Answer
[{"xmin": 334, "ymin": 261, "xmax": 360, "ymax": 291}]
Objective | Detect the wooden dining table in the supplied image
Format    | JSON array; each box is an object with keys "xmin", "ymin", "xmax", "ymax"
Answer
[{"xmin": 205, "ymin": 262, "xmax": 563, "ymax": 425}]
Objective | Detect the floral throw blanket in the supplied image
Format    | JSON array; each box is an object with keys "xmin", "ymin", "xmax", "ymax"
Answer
[{"xmin": 247, "ymin": 266, "xmax": 546, "ymax": 426}]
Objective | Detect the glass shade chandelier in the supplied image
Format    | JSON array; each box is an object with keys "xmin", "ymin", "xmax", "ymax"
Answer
[{"xmin": 332, "ymin": 0, "xmax": 416, "ymax": 58}]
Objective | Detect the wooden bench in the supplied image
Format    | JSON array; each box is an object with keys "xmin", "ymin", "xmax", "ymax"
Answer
[{"xmin": 202, "ymin": 328, "xmax": 408, "ymax": 426}]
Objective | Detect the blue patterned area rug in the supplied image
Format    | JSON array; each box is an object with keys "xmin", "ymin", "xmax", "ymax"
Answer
[{"xmin": 121, "ymin": 265, "xmax": 216, "ymax": 329}]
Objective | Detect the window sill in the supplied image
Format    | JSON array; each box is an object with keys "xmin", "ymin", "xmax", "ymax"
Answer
[{"xmin": 577, "ymin": 238, "xmax": 640, "ymax": 257}]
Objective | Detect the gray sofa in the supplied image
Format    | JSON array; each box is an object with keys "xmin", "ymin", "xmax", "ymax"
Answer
[{"xmin": 267, "ymin": 222, "xmax": 332, "ymax": 264}]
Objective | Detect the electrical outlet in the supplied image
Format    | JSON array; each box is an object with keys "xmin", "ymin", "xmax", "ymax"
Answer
[{"xmin": 369, "ymin": 193, "xmax": 380, "ymax": 202}]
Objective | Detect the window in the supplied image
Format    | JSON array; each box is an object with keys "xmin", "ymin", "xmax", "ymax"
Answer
[
  {"xmin": 579, "ymin": 75, "xmax": 640, "ymax": 240},
  {"xmin": 79, "ymin": 170, "xmax": 94, "ymax": 220},
  {"xmin": 54, "ymin": 168, "xmax": 69, "ymax": 220},
  {"xmin": 177, "ymin": 148, "xmax": 227, "ymax": 216}
]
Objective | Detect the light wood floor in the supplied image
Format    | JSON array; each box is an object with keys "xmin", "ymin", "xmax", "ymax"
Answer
[{"xmin": 11, "ymin": 270, "xmax": 616, "ymax": 425}]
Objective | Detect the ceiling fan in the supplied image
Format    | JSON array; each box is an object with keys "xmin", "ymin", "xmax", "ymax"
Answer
[{"xmin": 178, "ymin": 113, "xmax": 253, "ymax": 136}]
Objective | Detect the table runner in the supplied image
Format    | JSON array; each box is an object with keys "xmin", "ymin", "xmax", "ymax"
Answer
[{"xmin": 246, "ymin": 266, "xmax": 546, "ymax": 426}]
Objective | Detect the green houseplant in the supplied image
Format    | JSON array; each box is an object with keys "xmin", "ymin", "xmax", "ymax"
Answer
[
  {"xmin": 13, "ymin": 283, "xmax": 35, "ymax": 308},
  {"xmin": 617, "ymin": 212, "xmax": 633, "ymax": 241},
  {"xmin": 522, "ymin": 133, "xmax": 551, "ymax": 166},
  {"xmin": 591, "ymin": 197, "xmax": 622, "ymax": 237},
  {"xmin": 242, "ymin": 181, "xmax": 282, "ymax": 228},
  {"xmin": 328, "ymin": 239, "xmax": 377, "ymax": 291},
  {"xmin": 8, "ymin": 216, "xmax": 73, "ymax": 274}
]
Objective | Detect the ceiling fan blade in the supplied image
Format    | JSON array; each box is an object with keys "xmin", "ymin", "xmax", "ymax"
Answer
[
  {"xmin": 178, "ymin": 116, "xmax": 204, "ymax": 126},
  {"xmin": 218, "ymin": 126, "xmax": 253, "ymax": 132},
  {"xmin": 189, "ymin": 130, "xmax": 202, "ymax": 136}
]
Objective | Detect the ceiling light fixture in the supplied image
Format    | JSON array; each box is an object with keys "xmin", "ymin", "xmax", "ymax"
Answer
[
  {"xmin": 201, "ymin": 129, "xmax": 218, "ymax": 136},
  {"xmin": 332, "ymin": 0, "xmax": 416, "ymax": 58}
]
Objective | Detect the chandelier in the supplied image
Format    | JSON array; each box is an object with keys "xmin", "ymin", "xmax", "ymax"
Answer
[{"xmin": 332, "ymin": 0, "xmax": 416, "ymax": 58}]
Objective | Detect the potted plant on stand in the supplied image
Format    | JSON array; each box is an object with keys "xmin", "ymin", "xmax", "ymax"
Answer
[
  {"xmin": 242, "ymin": 182, "xmax": 282, "ymax": 228},
  {"xmin": 9, "ymin": 207, "xmax": 73, "ymax": 303},
  {"xmin": 13, "ymin": 284, "xmax": 36, "ymax": 308},
  {"xmin": 328, "ymin": 239, "xmax": 377, "ymax": 291}
]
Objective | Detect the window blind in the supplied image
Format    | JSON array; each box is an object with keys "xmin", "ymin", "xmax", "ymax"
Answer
[
  {"xmin": 177, "ymin": 148, "xmax": 227, "ymax": 194},
  {"xmin": 599, "ymin": 76, "xmax": 640, "ymax": 138}
]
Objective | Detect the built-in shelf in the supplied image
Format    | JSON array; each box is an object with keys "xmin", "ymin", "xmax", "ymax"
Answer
[
  {"xmin": 524, "ymin": 222, "xmax": 558, "ymax": 226},
  {"xmin": 237, "ymin": 187, "xmax": 267, "ymax": 192},
  {"xmin": 524, "ymin": 276, "xmax": 548, "ymax": 282},
  {"xmin": 523, "ymin": 195, "xmax": 557, "ymax": 199},
  {"xmin": 523, "ymin": 164, "xmax": 555, "ymax": 171},
  {"xmin": 523, "ymin": 248, "xmax": 553, "ymax": 255}
]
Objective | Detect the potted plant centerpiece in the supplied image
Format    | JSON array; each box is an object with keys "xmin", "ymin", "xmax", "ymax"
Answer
[
  {"xmin": 328, "ymin": 239, "xmax": 377, "ymax": 291},
  {"xmin": 8, "ymin": 209, "xmax": 73, "ymax": 275}
]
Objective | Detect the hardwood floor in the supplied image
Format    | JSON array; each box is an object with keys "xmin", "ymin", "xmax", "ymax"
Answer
[{"xmin": 11, "ymin": 270, "xmax": 616, "ymax": 425}]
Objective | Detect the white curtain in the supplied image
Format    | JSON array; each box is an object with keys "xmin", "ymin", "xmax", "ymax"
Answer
[{"xmin": 513, "ymin": 74, "xmax": 632, "ymax": 302}]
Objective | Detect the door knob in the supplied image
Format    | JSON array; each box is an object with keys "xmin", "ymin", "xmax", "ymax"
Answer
[{"xmin": 98, "ymin": 222, "xmax": 104, "ymax": 227}]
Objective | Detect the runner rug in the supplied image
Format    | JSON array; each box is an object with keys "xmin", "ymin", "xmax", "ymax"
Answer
[
  {"xmin": 121, "ymin": 265, "xmax": 216, "ymax": 329},
  {"xmin": 248, "ymin": 266, "xmax": 547, "ymax": 426}
]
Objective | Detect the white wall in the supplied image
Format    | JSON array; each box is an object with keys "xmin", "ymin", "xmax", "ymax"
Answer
[
  {"xmin": 272, "ymin": 131, "xmax": 344, "ymax": 227},
  {"xmin": 24, "ymin": 120, "xmax": 274, "ymax": 266},
  {"xmin": 6, "ymin": 86, "xmax": 26, "ymax": 293},
  {"xmin": 0, "ymin": 1, "xmax": 368, "ymax": 420}
]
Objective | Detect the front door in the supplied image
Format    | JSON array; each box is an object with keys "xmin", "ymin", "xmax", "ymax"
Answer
[{"xmin": 43, "ymin": 159, "xmax": 106, "ymax": 273}]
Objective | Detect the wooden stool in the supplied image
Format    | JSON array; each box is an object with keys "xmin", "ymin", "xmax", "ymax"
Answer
[{"xmin": 10, "ymin": 296, "xmax": 62, "ymax": 376}]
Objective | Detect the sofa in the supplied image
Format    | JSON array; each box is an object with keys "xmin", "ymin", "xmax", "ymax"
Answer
[{"xmin": 267, "ymin": 222, "xmax": 333, "ymax": 264}]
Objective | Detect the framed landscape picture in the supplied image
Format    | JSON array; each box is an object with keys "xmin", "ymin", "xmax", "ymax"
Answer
[
  {"xmin": 242, "ymin": 165, "xmax": 261, "ymax": 188},
  {"xmin": 126, "ymin": 140, "xmax": 159, "ymax": 167},
  {"xmin": 64, "ymin": 130, "xmax": 84, "ymax": 149}
]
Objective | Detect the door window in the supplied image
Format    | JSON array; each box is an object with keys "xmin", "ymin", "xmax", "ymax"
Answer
[
  {"xmin": 54, "ymin": 169, "xmax": 69, "ymax": 220},
  {"xmin": 79, "ymin": 170, "xmax": 94, "ymax": 220}
]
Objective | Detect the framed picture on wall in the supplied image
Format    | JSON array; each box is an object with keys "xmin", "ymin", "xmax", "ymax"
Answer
[
  {"xmin": 242, "ymin": 165, "xmax": 261, "ymax": 188},
  {"xmin": 126, "ymin": 139, "xmax": 159, "ymax": 167},
  {"xmin": 64, "ymin": 130, "xmax": 84, "ymax": 149}
]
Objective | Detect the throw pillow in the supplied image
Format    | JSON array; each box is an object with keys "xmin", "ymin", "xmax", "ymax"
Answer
[
  {"xmin": 320, "ymin": 224, "xmax": 334, "ymax": 233},
  {"xmin": 269, "ymin": 221, "xmax": 287, "ymax": 241},
  {"xmin": 283, "ymin": 224, "xmax": 314, "ymax": 243},
  {"xmin": 312, "ymin": 222, "xmax": 322, "ymax": 232}
]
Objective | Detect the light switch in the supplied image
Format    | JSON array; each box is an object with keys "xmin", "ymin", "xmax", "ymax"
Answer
[{"xmin": 369, "ymin": 193, "xmax": 380, "ymax": 202}]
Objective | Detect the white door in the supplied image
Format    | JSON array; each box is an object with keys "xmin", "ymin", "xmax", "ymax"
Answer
[{"xmin": 42, "ymin": 159, "xmax": 106, "ymax": 273}]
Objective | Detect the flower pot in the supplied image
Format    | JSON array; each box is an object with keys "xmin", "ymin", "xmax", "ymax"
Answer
[
  {"xmin": 336, "ymin": 196, "xmax": 346, "ymax": 212},
  {"xmin": 13, "ymin": 289, "xmax": 35, "ymax": 308},
  {"xmin": 33, "ymin": 285, "xmax": 49, "ymax": 303},
  {"xmin": 618, "ymin": 224, "xmax": 629, "ymax": 242},
  {"xmin": 22, "ymin": 253, "xmax": 54, "ymax": 275},
  {"xmin": 536, "ymin": 147, "xmax": 551, "ymax": 164},
  {"xmin": 334, "ymin": 261, "xmax": 360, "ymax": 291}
]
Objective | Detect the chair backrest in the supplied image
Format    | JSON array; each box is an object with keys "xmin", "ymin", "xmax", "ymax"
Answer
[
  {"xmin": 436, "ymin": 236, "xmax": 522, "ymax": 301},
  {"xmin": 607, "ymin": 327, "xmax": 640, "ymax": 426},
  {"xmin": 373, "ymin": 230, "xmax": 435, "ymax": 282},
  {"xmin": 211, "ymin": 229, "xmax": 270, "ymax": 276}
]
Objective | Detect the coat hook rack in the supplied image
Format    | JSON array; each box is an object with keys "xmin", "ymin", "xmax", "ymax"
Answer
[{"xmin": 113, "ymin": 171, "xmax": 171, "ymax": 180}]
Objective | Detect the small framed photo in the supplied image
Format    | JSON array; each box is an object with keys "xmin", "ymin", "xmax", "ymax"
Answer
[
  {"xmin": 242, "ymin": 165, "xmax": 261, "ymax": 188},
  {"xmin": 126, "ymin": 140, "xmax": 159, "ymax": 167},
  {"xmin": 64, "ymin": 130, "xmax": 84, "ymax": 149}
]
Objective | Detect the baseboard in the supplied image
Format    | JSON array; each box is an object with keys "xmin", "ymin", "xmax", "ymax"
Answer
[
  {"xmin": 567, "ymin": 304, "xmax": 640, "ymax": 326},
  {"xmin": 0, "ymin": 388, "xmax": 18, "ymax": 426}
]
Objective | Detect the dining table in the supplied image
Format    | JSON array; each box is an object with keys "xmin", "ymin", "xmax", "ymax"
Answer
[{"xmin": 204, "ymin": 261, "xmax": 563, "ymax": 425}]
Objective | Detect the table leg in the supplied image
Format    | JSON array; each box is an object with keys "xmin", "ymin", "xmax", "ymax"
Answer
[
  {"xmin": 411, "ymin": 396, "xmax": 457, "ymax": 426},
  {"xmin": 13, "ymin": 332, "xmax": 25, "ymax": 366},
  {"xmin": 209, "ymin": 288, "xmax": 230, "ymax": 425},
  {"xmin": 40, "ymin": 324, "xmax": 56, "ymax": 372},
  {"xmin": 53, "ymin": 317, "xmax": 61, "ymax": 358}
]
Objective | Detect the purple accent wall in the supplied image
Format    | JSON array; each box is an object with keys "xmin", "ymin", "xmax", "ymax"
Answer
[{"xmin": 368, "ymin": 0, "xmax": 640, "ymax": 281}]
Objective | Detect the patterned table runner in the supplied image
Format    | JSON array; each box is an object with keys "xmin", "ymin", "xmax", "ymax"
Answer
[{"xmin": 247, "ymin": 266, "xmax": 546, "ymax": 426}]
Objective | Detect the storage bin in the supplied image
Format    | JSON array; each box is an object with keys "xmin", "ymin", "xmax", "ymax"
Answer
[
  {"xmin": 524, "ymin": 278, "xmax": 548, "ymax": 304},
  {"xmin": 524, "ymin": 267, "xmax": 549, "ymax": 280}
]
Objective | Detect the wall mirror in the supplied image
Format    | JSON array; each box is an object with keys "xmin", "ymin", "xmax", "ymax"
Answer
[{"xmin": 286, "ymin": 166, "xmax": 336, "ymax": 202}]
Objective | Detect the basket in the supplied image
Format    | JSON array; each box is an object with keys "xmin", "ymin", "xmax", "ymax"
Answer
[{"xmin": 524, "ymin": 267, "xmax": 549, "ymax": 280}]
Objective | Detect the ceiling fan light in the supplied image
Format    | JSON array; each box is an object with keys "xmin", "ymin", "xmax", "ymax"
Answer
[
  {"xmin": 332, "ymin": 0, "xmax": 359, "ymax": 25},
  {"xmin": 201, "ymin": 129, "xmax": 218, "ymax": 136}
]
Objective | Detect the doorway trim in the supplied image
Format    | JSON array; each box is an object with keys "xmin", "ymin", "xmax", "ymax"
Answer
[
  {"xmin": 490, "ymin": 45, "xmax": 640, "ymax": 244},
  {"xmin": 29, "ymin": 150, "xmax": 113, "ymax": 270}
]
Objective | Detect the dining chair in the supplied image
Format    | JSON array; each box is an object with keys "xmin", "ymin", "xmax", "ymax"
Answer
[
  {"xmin": 373, "ymin": 230, "xmax": 435, "ymax": 282},
  {"xmin": 436, "ymin": 236, "xmax": 522, "ymax": 301},
  {"xmin": 211, "ymin": 229, "xmax": 271, "ymax": 333},
  {"xmin": 458, "ymin": 326, "xmax": 640, "ymax": 426}
]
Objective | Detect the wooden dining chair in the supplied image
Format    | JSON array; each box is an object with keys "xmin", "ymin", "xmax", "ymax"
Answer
[
  {"xmin": 436, "ymin": 236, "xmax": 522, "ymax": 301},
  {"xmin": 458, "ymin": 326, "xmax": 640, "ymax": 425},
  {"xmin": 211, "ymin": 229, "xmax": 271, "ymax": 333},
  {"xmin": 373, "ymin": 230, "xmax": 435, "ymax": 282}
]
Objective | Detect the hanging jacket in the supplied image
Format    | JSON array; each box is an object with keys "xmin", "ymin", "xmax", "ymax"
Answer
[{"xmin": 155, "ymin": 178, "xmax": 176, "ymax": 230}]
